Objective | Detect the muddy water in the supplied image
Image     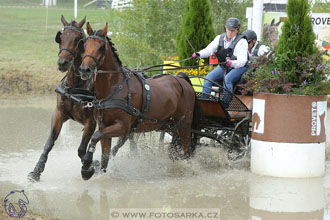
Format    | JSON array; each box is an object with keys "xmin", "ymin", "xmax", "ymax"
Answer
[{"xmin": 0, "ymin": 101, "xmax": 329, "ymax": 220}]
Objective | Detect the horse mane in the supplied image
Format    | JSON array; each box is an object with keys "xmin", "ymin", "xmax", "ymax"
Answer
[
  {"xmin": 106, "ymin": 36, "xmax": 122, "ymax": 67},
  {"xmin": 92, "ymin": 30, "xmax": 122, "ymax": 66}
]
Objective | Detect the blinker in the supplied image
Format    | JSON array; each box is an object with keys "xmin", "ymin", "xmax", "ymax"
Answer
[{"xmin": 55, "ymin": 31, "xmax": 62, "ymax": 44}]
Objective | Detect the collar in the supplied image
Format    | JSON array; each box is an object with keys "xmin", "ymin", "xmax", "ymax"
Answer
[{"xmin": 225, "ymin": 34, "xmax": 237, "ymax": 43}]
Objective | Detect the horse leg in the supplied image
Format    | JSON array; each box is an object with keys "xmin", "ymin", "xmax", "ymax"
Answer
[
  {"xmin": 179, "ymin": 111, "xmax": 194, "ymax": 158},
  {"xmin": 81, "ymin": 122, "xmax": 129, "ymax": 180},
  {"xmin": 168, "ymin": 129, "xmax": 181, "ymax": 160},
  {"xmin": 78, "ymin": 118, "xmax": 96, "ymax": 160},
  {"xmin": 128, "ymin": 132, "xmax": 138, "ymax": 153},
  {"xmin": 28, "ymin": 109, "xmax": 67, "ymax": 181},
  {"xmin": 100, "ymin": 138, "xmax": 112, "ymax": 172},
  {"xmin": 111, "ymin": 136, "xmax": 129, "ymax": 157},
  {"xmin": 159, "ymin": 131, "xmax": 165, "ymax": 149},
  {"xmin": 179, "ymin": 128, "xmax": 192, "ymax": 158}
]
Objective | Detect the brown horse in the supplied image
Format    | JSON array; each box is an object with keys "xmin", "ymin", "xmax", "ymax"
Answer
[
  {"xmin": 78, "ymin": 23, "xmax": 198, "ymax": 180},
  {"xmin": 28, "ymin": 16, "xmax": 112, "ymax": 181},
  {"xmin": 263, "ymin": 18, "xmax": 282, "ymax": 47}
]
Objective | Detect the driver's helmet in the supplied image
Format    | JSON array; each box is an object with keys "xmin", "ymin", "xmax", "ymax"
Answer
[
  {"xmin": 242, "ymin": 30, "xmax": 257, "ymax": 43},
  {"xmin": 225, "ymin": 18, "xmax": 240, "ymax": 30}
]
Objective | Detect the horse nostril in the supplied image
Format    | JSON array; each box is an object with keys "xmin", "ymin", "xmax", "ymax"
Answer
[
  {"xmin": 79, "ymin": 66, "xmax": 92, "ymax": 80},
  {"xmin": 58, "ymin": 58, "xmax": 68, "ymax": 67},
  {"xmin": 85, "ymin": 67, "xmax": 92, "ymax": 74}
]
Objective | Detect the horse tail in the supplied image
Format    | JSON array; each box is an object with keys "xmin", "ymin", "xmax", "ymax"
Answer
[
  {"xmin": 176, "ymin": 72, "xmax": 192, "ymax": 85},
  {"xmin": 176, "ymin": 72, "xmax": 201, "ymax": 154}
]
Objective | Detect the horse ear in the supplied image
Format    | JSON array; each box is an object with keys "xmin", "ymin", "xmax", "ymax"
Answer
[
  {"xmin": 55, "ymin": 31, "xmax": 62, "ymax": 44},
  {"xmin": 270, "ymin": 19, "xmax": 275, "ymax": 26},
  {"xmin": 61, "ymin": 15, "xmax": 69, "ymax": 26},
  {"xmin": 78, "ymin": 40, "xmax": 85, "ymax": 53},
  {"xmin": 275, "ymin": 20, "xmax": 282, "ymax": 27},
  {"xmin": 78, "ymin": 16, "xmax": 86, "ymax": 29},
  {"xmin": 102, "ymin": 23, "xmax": 108, "ymax": 37},
  {"xmin": 86, "ymin": 22, "xmax": 93, "ymax": 35}
]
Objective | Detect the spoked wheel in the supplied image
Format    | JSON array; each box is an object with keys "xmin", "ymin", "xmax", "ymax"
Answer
[{"xmin": 216, "ymin": 117, "xmax": 251, "ymax": 160}]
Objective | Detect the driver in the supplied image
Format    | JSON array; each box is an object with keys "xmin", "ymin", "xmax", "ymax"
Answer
[
  {"xmin": 242, "ymin": 29, "xmax": 270, "ymax": 61},
  {"xmin": 192, "ymin": 17, "xmax": 248, "ymax": 108}
]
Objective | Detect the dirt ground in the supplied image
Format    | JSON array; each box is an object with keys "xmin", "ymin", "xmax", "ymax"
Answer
[{"xmin": 0, "ymin": 63, "xmax": 62, "ymax": 99}]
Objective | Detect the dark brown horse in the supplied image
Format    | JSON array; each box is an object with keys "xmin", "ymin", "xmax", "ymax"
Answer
[
  {"xmin": 27, "ymin": 16, "xmax": 113, "ymax": 181},
  {"xmin": 78, "ymin": 23, "xmax": 199, "ymax": 180}
]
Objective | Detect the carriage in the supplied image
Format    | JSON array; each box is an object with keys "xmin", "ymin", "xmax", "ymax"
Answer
[{"xmin": 187, "ymin": 76, "xmax": 252, "ymax": 159}]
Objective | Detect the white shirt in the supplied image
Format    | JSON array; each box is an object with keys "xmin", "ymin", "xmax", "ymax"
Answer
[
  {"xmin": 248, "ymin": 43, "xmax": 270, "ymax": 59},
  {"xmin": 198, "ymin": 34, "xmax": 248, "ymax": 68}
]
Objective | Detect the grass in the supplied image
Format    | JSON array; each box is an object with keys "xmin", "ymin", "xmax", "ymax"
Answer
[
  {"xmin": 0, "ymin": 0, "xmax": 104, "ymax": 8},
  {"xmin": 0, "ymin": 5, "xmax": 114, "ymax": 98}
]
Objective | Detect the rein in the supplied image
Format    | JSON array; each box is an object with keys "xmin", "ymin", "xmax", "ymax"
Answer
[{"xmin": 94, "ymin": 61, "xmax": 226, "ymax": 75}]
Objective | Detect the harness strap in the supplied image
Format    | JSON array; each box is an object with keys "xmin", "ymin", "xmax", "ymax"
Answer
[
  {"xmin": 55, "ymin": 79, "xmax": 76, "ymax": 121},
  {"xmin": 60, "ymin": 95, "xmax": 75, "ymax": 121},
  {"xmin": 55, "ymin": 81, "xmax": 95, "ymax": 104},
  {"xmin": 58, "ymin": 48, "xmax": 76, "ymax": 57},
  {"xmin": 133, "ymin": 70, "xmax": 152, "ymax": 114},
  {"xmin": 82, "ymin": 54, "xmax": 101, "ymax": 67},
  {"xmin": 95, "ymin": 98, "xmax": 141, "ymax": 117},
  {"xmin": 58, "ymin": 24, "xmax": 86, "ymax": 58}
]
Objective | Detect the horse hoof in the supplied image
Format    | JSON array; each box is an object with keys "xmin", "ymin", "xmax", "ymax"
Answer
[
  {"xmin": 27, "ymin": 172, "xmax": 40, "ymax": 182},
  {"xmin": 81, "ymin": 166, "xmax": 95, "ymax": 180}
]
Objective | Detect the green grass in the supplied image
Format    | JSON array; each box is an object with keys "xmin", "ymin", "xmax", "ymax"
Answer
[
  {"xmin": 0, "ymin": 6, "xmax": 114, "ymax": 97},
  {"xmin": 0, "ymin": 0, "xmax": 103, "ymax": 8}
]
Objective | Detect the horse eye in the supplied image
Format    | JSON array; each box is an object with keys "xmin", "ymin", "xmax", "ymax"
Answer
[
  {"xmin": 98, "ymin": 45, "xmax": 105, "ymax": 52},
  {"xmin": 74, "ymin": 37, "xmax": 80, "ymax": 43}
]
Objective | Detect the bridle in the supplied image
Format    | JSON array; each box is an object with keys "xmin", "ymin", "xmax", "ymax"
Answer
[
  {"xmin": 81, "ymin": 34, "xmax": 108, "ymax": 69},
  {"xmin": 58, "ymin": 25, "xmax": 86, "ymax": 58}
]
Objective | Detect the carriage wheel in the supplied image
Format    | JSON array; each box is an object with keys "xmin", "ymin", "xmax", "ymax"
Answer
[
  {"xmin": 215, "ymin": 117, "xmax": 251, "ymax": 160},
  {"xmin": 228, "ymin": 118, "xmax": 251, "ymax": 160}
]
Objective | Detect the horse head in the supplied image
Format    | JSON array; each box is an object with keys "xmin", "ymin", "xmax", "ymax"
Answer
[
  {"xmin": 79, "ymin": 22, "xmax": 111, "ymax": 80},
  {"xmin": 56, "ymin": 15, "xmax": 86, "ymax": 72},
  {"xmin": 263, "ymin": 19, "xmax": 282, "ymax": 47}
]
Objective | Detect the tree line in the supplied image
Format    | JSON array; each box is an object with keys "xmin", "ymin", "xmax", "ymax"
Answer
[{"xmin": 108, "ymin": 0, "xmax": 252, "ymax": 70}]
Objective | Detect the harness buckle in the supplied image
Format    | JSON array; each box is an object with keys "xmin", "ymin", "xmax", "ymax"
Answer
[
  {"xmin": 84, "ymin": 102, "xmax": 93, "ymax": 108},
  {"xmin": 132, "ymin": 108, "xmax": 140, "ymax": 117}
]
